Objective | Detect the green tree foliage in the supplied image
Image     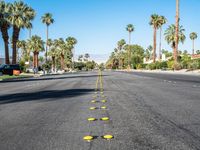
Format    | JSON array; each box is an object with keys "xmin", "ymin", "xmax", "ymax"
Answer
[
  {"xmin": 41, "ymin": 13, "xmax": 54, "ymax": 61},
  {"xmin": 7, "ymin": 1, "xmax": 35, "ymax": 64},
  {"xmin": 27, "ymin": 35, "xmax": 44, "ymax": 68}
]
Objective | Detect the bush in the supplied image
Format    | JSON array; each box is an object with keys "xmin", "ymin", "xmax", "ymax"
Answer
[
  {"xmin": 188, "ymin": 60, "xmax": 199, "ymax": 70},
  {"xmin": 146, "ymin": 63, "xmax": 156, "ymax": 70},
  {"xmin": 167, "ymin": 60, "xmax": 174, "ymax": 69},
  {"xmin": 173, "ymin": 62, "xmax": 182, "ymax": 70},
  {"xmin": 136, "ymin": 64, "xmax": 143, "ymax": 69},
  {"xmin": 42, "ymin": 61, "xmax": 52, "ymax": 70},
  {"xmin": 19, "ymin": 60, "xmax": 26, "ymax": 72}
]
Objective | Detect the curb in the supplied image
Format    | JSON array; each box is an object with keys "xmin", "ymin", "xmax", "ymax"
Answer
[{"xmin": 0, "ymin": 76, "xmax": 34, "ymax": 82}]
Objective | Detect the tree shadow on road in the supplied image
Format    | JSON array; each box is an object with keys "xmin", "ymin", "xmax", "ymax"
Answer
[
  {"xmin": 0, "ymin": 88, "xmax": 94, "ymax": 105},
  {"xmin": 0, "ymin": 74, "xmax": 108, "ymax": 83}
]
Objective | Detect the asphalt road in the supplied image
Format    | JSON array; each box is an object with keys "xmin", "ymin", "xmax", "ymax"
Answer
[{"xmin": 0, "ymin": 71, "xmax": 200, "ymax": 150}]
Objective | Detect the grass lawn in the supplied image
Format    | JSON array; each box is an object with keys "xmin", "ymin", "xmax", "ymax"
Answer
[{"xmin": 0, "ymin": 75, "xmax": 30, "ymax": 81}]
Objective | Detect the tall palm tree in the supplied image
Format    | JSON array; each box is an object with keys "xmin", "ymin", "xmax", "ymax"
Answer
[
  {"xmin": 54, "ymin": 38, "xmax": 66, "ymax": 70},
  {"xmin": 78, "ymin": 55, "xmax": 83, "ymax": 62},
  {"xmin": 66, "ymin": 37, "xmax": 77, "ymax": 70},
  {"xmin": 158, "ymin": 16, "xmax": 167, "ymax": 61},
  {"xmin": 149, "ymin": 14, "xmax": 161, "ymax": 63},
  {"xmin": 7, "ymin": 1, "xmax": 35, "ymax": 64},
  {"xmin": 175, "ymin": 0, "xmax": 180, "ymax": 64},
  {"xmin": 48, "ymin": 46, "xmax": 57, "ymax": 72},
  {"xmin": 47, "ymin": 39, "xmax": 54, "ymax": 50},
  {"xmin": 0, "ymin": 1, "xmax": 10, "ymax": 64},
  {"xmin": 85, "ymin": 53, "xmax": 90, "ymax": 61},
  {"xmin": 126, "ymin": 24, "xmax": 134, "ymax": 69},
  {"xmin": 27, "ymin": 35, "xmax": 44, "ymax": 70},
  {"xmin": 189, "ymin": 32, "xmax": 198, "ymax": 55},
  {"xmin": 117, "ymin": 39, "xmax": 126, "ymax": 69},
  {"xmin": 17, "ymin": 40, "xmax": 27, "ymax": 60},
  {"xmin": 41, "ymin": 13, "xmax": 54, "ymax": 62},
  {"xmin": 164, "ymin": 24, "xmax": 186, "ymax": 58}
]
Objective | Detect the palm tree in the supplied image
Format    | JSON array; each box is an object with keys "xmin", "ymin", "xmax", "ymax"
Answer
[
  {"xmin": 54, "ymin": 38, "xmax": 66, "ymax": 70},
  {"xmin": 66, "ymin": 37, "xmax": 77, "ymax": 70},
  {"xmin": 189, "ymin": 32, "xmax": 198, "ymax": 55},
  {"xmin": 27, "ymin": 35, "xmax": 44, "ymax": 70},
  {"xmin": 175, "ymin": 0, "xmax": 180, "ymax": 64},
  {"xmin": 41, "ymin": 13, "xmax": 54, "ymax": 62},
  {"xmin": 48, "ymin": 46, "xmax": 57, "ymax": 72},
  {"xmin": 17, "ymin": 40, "xmax": 27, "ymax": 60},
  {"xmin": 126, "ymin": 24, "xmax": 134, "ymax": 69},
  {"xmin": 149, "ymin": 14, "xmax": 161, "ymax": 63},
  {"xmin": 78, "ymin": 55, "xmax": 83, "ymax": 62},
  {"xmin": 0, "ymin": 1, "xmax": 10, "ymax": 64},
  {"xmin": 85, "ymin": 53, "xmax": 90, "ymax": 61},
  {"xmin": 158, "ymin": 16, "xmax": 167, "ymax": 61},
  {"xmin": 117, "ymin": 39, "xmax": 126, "ymax": 69},
  {"xmin": 145, "ymin": 45, "xmax": 153, "ymax": 61},
  {"xmin": 47, "ymin": 39, "xmax": 53, "ymax": 50},
  {"xmin": 7, "ymin": 1, "xmax": 35, "ymax": 64},
  {"xmin": 164, "ymin": 24, "xmax": 186, "ymax": 59}
]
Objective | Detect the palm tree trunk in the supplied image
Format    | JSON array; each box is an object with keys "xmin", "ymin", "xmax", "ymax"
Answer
[
  {"xmin": 159, "ymin": 27, "xmax": 162, "ymax": 61},
  {"xmin": 61, "ymin": 54, "xmax": 64, "ymax": 70},
  {"xmin": 33, "ymin": 52, "xmax": 36, "ymax": 68},
  {"xmin": 36, "ymin": 52, "xmax": 39, "ymax": 68},
  {"xmin": 52, "ymin": 56, "xmax": 55, "ymax": 72},
  {"xmin": 128, "ymin": 32, "xmax": 131, "ymax": 69},
  {"xmin": 29, "ymin": 29, "xmax": 32, "ymax": 39},
  {"xmin": 46, "ymin": 25, "xmax": 49, "ymax": 63},
  {"xmin": 174, "ymin": 0, "xmax": 179, "ymax": 65},
  {"xmin": 72, "ymin": 48, "xmax": 75, "ymax": 70},
  {"xmin": 192, "ymin": 40, "xmax": 195, "ymax": 55},
  {"xmin": 153, "ymin": 27, "xmax": 157, "ymax": 63},
  {"xmin": 12, "ymin": 25, "xmax": 20, "ymax": 64},
  {"xmin": 0, "ymin": 24, "xmax": 10, "ymax": 64}
]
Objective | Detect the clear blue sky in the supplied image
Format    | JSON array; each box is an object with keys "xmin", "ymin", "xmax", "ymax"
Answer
[{"xmin": 1, "ymin": 0, "xmax": 200, "ymax": 62}]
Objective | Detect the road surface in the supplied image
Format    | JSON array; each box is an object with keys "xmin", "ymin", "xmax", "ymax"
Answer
[{"xmin": 0, "ymin": 71, "xmax": 200, "ymax": 150}]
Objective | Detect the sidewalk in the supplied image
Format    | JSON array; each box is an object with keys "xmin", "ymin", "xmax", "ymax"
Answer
[{"xmin": 118, "ymin": 69, "xmax": 200, "ymax": 76}]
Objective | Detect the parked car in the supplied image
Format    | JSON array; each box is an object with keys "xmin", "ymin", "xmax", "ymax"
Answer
[{"xmin": 0, "ymin": 64, "xmax": 22, "ymax": 75}]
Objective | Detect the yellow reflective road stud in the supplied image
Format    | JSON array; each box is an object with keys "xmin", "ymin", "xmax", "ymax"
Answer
[
  {"xmin": 100, "ymin": 117, "xmax": 109, "ymax": 121},
  {"xmin": 83, "ymin": 136, "xmax": 94, "ymax": 142},
  {"xmin": 89, "ymin": 107, "xmax": 97, "ymax": 110},
  {"xmin": 103, "ymin": 135, "xmax": 113, "ymax": 140},
  {"xmin": 101, "ymin": 100, "xmax": 107, "ymax": 103},
  {"xmin": 91, "ymin": 100, "xmax": 97, "ymax": 103},
  {"xmin": 101, "ymin": 106, "xmax": 107, "ymax": 109},
  {"xmin": 88, "ymin": 118, "xmax": 97, "ymax": 121}
]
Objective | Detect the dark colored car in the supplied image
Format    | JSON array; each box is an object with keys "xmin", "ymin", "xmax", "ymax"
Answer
[{"xmin": 0, "ymin": 64, "xmax": 22, "ymax": 75}]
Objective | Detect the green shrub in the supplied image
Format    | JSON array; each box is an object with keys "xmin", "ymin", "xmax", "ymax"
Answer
[
  {"xmin": 146, "ymin": 63, "xmax": 156, "ymax": 70},
  {"xmin": 173, "ymin": 62, "xmax": 182, "ymax": 70},
  {"xmin": 136, "ymin": 64, "xmax": 143, "ymax": 69},
  {"xmin": 167, "ymin": 60, "xmax": 174, "ymax": 69},
  {"xmin": 19, "ymin": 60, "xmax": 26, "ymax": 72},
  {"xmin": 188, "ymin": 60, "xmax": 199, "ymax": 70}
]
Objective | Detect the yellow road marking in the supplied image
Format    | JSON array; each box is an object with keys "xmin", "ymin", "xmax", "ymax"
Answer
[
  {"xmin": 100, "ymin": 117, "xmax": 109, "ymax": 121},
  {"xmin": 83, "ymin": 135, "xmax": 94, "ymax": 142},
  {"xmin": 101, "ymin": 106, "xmax": 107, "ymax": 109},
  {"xmin": 88, "ymin": 118, "xmax": 97, "ymax": 121},
  {"xmin": 91, "ymin": 100, "xmax": 97, "ymax": 103},
  {"xmin": 89, "ymin": 107, "xmax": 97, "ymax": 110},
  {"xmin": 101, "ymin": 100, "xmax": 107, "ymax": 103},
  {"xmin": 102, "ymin": 135, "xmax": 113, "ymax": 140}
]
